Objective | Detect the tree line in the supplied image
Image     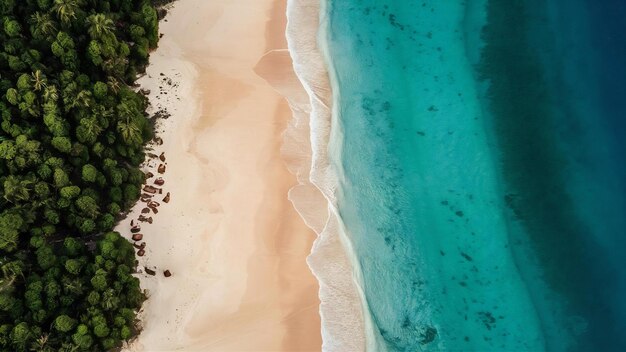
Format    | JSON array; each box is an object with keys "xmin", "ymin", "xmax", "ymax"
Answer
[{"xmin": 0, "ymin": 0, "xmax": 160, "ymax": 350}]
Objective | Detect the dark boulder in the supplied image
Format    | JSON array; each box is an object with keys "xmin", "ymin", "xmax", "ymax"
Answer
[{"xmin": 143, "ymin": 185, "xmax": 158, "ymax": 194}]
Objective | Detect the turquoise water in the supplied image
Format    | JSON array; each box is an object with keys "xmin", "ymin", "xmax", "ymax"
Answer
[{"xmin": 322, "ymin": 0, "xmax": 626, "ymax": 350}]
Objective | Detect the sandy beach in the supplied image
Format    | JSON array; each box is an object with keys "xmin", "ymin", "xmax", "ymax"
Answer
[{"xmin": 118, "ymin": 0, "xmax": 322, "ymax": 350}]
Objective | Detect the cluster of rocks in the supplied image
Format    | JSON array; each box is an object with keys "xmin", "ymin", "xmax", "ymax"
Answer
[
  {"xmin": 129, "ymin": 150, "xmax": 172, "ymax": 278},
  {"xmin": 153, "ymin": 109, "xmax": 171, "ymax": 120}
]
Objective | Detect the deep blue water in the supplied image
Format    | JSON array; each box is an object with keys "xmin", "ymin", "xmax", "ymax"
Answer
[
  {"xmin": 322, "ymin": 0, "xmax": 626, "ymax": 350},
  {"xmin": 590, "ymin": 0, "xmax": 626, "ymax": 145},
  {"xmin": 480, "ymin": 0, "xmax": 626, "ymax": 350}
]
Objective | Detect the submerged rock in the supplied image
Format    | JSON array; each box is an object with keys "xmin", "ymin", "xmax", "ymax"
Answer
[{"xmin": 419, "ymin": 326, "xmax": 438, "ymax": 345}]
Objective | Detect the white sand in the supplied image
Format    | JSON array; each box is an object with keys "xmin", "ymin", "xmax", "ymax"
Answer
[{"xmin": 118, "ymin": 0, "xmax": 322, "ymax": 350}]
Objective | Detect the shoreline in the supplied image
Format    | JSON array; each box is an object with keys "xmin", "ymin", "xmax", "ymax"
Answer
[
  {"xmin": 285, "ymin": 0, "xmax": 369, "ymax": 350},
  {"xmin": 119, "ymin": 0, "xmax": 322, "ymax": 350}
]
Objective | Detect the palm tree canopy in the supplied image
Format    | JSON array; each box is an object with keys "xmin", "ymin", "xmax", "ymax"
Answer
[
  {"xmin": 30, "ymin": 70, "xmax": 47, "ymax": 91},
  {"xmin": 3, "ymin": 176, "xmax": 32, "ymax": 203},
  {"xmin": 29, "ymin": 12, "xmax": 57, "ymax": 39},
  {"xmin": 52, "ymin": 0, "xmax": 82, "ymax": 24},
  {"xmin": 86, "ymin": 13, "xmax": 114, "ymax": 40},
  {"xmin": 116, "ymin": 119, "xmax": 142, "ymax": 146},
  {"xmin": 43, "ymin": 85, "xmax": 59, "ymax": 102},
  {"xmin": 106, "ymin": 76, "xmax": 120, "ymax": 93},
  {"xmin": 75, "ymin": 90, "xmax": 93, "ymax": 108}
]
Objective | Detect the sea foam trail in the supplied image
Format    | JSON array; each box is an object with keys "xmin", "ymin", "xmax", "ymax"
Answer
[{"xmin": 282, "ymin": 0, "xmax": 370, "ymax": 350}]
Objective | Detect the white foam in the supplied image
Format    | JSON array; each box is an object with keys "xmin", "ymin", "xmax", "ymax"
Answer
[{"xmin": 282, "ymin": 0, "xmax": 371, "ymax": 350}]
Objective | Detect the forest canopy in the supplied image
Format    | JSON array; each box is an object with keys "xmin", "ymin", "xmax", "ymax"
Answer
[{"xmin": 0, "ymin": 0, "xmax": 160, "ymax": 350}]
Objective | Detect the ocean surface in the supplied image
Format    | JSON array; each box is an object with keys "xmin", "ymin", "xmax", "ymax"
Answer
[{"xmin": 320, "ymin": 0, "xmax": 626, "ymax": 350}]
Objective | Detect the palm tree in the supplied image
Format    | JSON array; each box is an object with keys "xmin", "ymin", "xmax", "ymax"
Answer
[
  {"xmin": 75, "ymin": 90, "xmax": 93, "ymax": 108},
  {"xmin": 59, "ymin": 342, "xmax": 81, "ymax": 352},
  {"xmin": 117, "ymin": 101, "xmax": 135, "ymax": 120},
  {"xmin": 0, "ymin": 261, "xmax": 22, "ymax": 293},
  {"xmin": 77, "ymin": 117, "xmax": 103, "ymax": 143},
  {"xmin": 29, "ymin": 12, "xmax": 57, "ymax": 39},
  {"xmin": 63, "ymin": 279, "xmax": 83, "ymax": 295},
  {"xmin": 86, "ymin": 13, "xmax": 114, "ymax": 40},
  {"xmin": 52, "ymin": 0, "xmax": 82, "ymax": 25},
  {"xmin": 43, "ymin": 85, "xmax": 59, "ymax": 102},
  {"xmin": 117, "ymin": 119, "xmax": 142, "ymax": 146},
  {"xmin": 3, "ymin": 176, "xmax": 32, "ymax": 203},
  {"xmin": 101, "ymin": 290, "xmax": 119, "ymax": 311},
  {"xmin": 0, "ymin": 277, "xmax": 14, "ymax": 293},
  {"xmin": 103, "ymin": 57, "xmax": 128, "ymax": 78},
  {"xmin": 106, "ymin": 76, "xmax": 120, "ymax": 93},
  {"xmin": 31, "ymin": 334, "xmax": 53, "ymax": 352},
  {"xmin": 30, "ymin": 70, "xmax": 47, "ymax": 92}
]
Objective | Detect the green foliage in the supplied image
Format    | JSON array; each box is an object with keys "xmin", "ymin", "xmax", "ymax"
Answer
[
  {"xmin": 86, "ymin": 13, "xmax": 114, "ymax": 41},
  {"xmin": 0, "ymin": 0, "xmax": 159, "ymax": 350},
  {"xmin": 75, "ymin": 195, "xmax": 99, "ymax": 218},
  {"xmin": 52, "ymin": 0, "xmax": 81, "ymax": 25},
  {"xmin": 81, "ymin": 164, "xmax": 97, "ymax": 183},
  {"xmin": 53, "ymin": 168, "xmax": 69, "ymax": 187},
  {"xmin": 3, "ymin": 19, "xmax": 21, "ymax": 37},
  {"xmin": 64, "ymin": 258, "xmax": 81, "ymax": 275},
  {"xmin": 90, "ymin": 274, "xmax": 107, "ymax": 292},
  {"xmin": 92, "ymin": 81, "xmax": 107, "ymax": 100},
  {"xmin": 129, "ymin": 24, "xmax": 145, "ymax": 42},
  {"xmin": 3, "ymin": 176, "xmax": 32, "ymax": 203},
  {"xmin": 51, "ymin": 136, "xmax": 71, "ymax": 153},
  {"xmin": 5, "ymin": 88, "xmax": 18, "ymax": 105},
  {"xmin": 54, "ymin": 315, "xmax": 76, "ymax": 332},
  {"xmin": 63, "ymin": 237, "xmax": 82, "ymax": 256},
  {"xmin": 72, "ymin": 323, "xmax": 93, "ymax": 349},
  {"xmin": 36, "ymin": 245, "xmax": 56, "ymax": 270},
  {"xmin": 29, "ymin": 12, "xmax": 57, "ymax": 40},
  {"xmin": 10, "ymin": 322, "xmax": 31, "ymax": 350},
  {"xmin": 0, "ymin": 211, "xmax": 23, "ymax": 251},
  {"xmin": 59, "ymin": 185, "xmax": 80, "ymax": 199}
]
